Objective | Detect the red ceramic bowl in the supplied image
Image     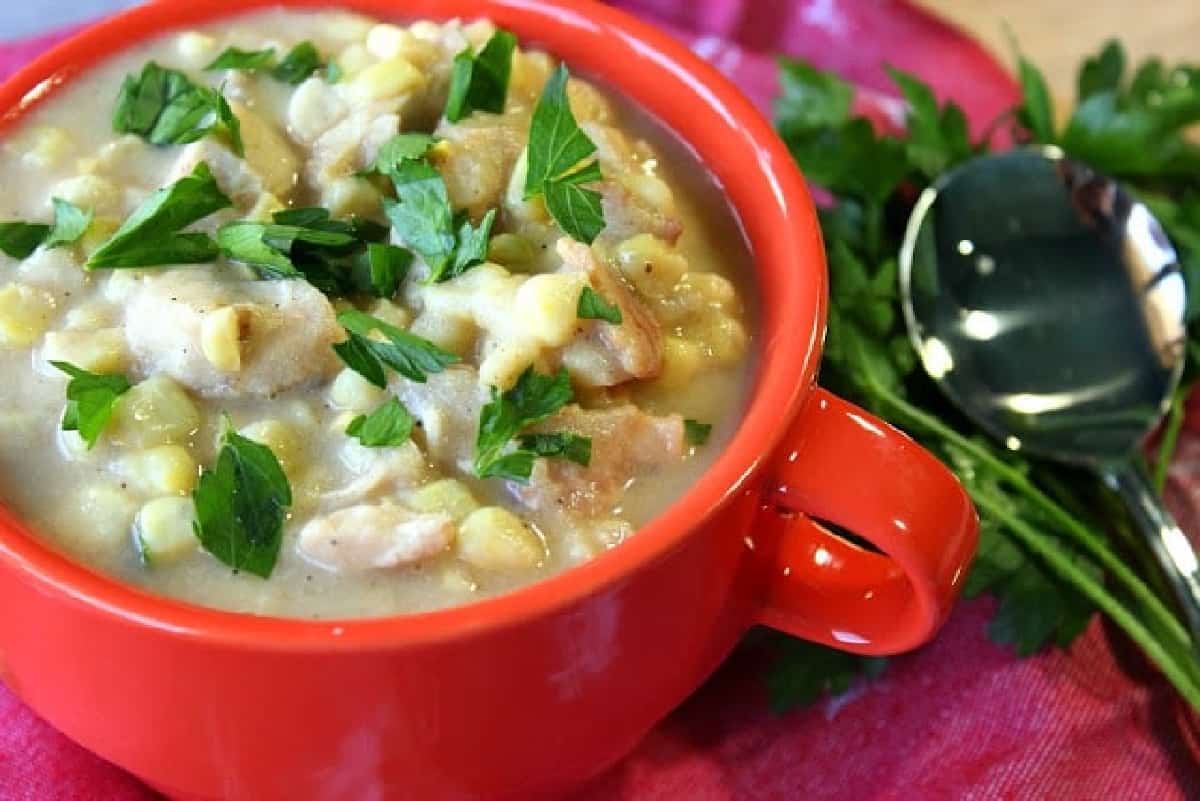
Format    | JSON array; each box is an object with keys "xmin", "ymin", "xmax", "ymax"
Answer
[{"xmin": 0, "ymin": 1, "xmax": 978, "ymax": 799}]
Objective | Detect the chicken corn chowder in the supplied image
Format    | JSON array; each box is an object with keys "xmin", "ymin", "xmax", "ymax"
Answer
[{"xmin": 0, "ymin": 9, "xmax": 755, "ymax": 618}]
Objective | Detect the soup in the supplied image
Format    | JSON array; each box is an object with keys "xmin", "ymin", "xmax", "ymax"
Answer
[{"xmin": 0, "ymin": 9, "xmax": 754, "ymax": 618}]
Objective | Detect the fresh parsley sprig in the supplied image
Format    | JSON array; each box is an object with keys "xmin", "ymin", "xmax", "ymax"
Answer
[
  {"xmin": 205, "ymin": 41, "xmax": 326, "ymax": 85},
  {"xmin": 523, "ymin": 65, "xmax": 606, "ymax": 244},
  {"xmin": 0, "ymin": 198, "xmax": 92, "ymax": 258},
  {"xmin": 50, "ymin": 362, "xmax": 131, "ymax": 449},
  {"xmin": 87, "ymin": 162, "xmax": 232, "ymax": 269},
  {"xmin": 445, "ymin": 30, "xmax": 517, "ymax": 122},
  {"xmin": 474, "ymin": 366, "xmax": 590, "ymax": 483},
  {"xmin": 333, "ymin": 309, "xmax": 458, "ymax": 389},
  {"xmin": 346, "ymin": 397, "xmax": 416, "ymax": 447},
  {"xmin": 192, "ymin": 421, "xmax": 292, "ymax": 579},
  {"xmin": 765, "ymin": 44, "xmax": 1200, "ymax": 713},
  {"xmin": 113, "ymin": 62, "xmax": 244, "ymax": 155},
  {"xmin": 577, "ymin": 285, "xmax": 622, "ymax": 324}
]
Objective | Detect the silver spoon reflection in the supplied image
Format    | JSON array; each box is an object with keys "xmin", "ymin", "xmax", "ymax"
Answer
[{"xmin": 899, "ymin": 146, "xmax": 1200, "ymax": 642}]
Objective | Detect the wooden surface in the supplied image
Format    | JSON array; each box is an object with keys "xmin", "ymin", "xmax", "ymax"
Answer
[{"xmin": 918, "ymin": 0, "xmax": 1199, "ymax": 101}]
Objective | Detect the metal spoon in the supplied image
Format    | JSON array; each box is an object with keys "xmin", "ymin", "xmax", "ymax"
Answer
[{"xmin": 899, "ymin": 145, "xmax": 1200, "ymax": 641}]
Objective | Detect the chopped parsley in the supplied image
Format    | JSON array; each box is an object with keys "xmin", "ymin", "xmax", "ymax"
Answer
[
  {"xmin": 0, "ymin": 198, "xmax": 92, "ymax": 258},
  {"xmin": 684, "ymin": 419, "xmax": 712, "ymax": 446},
  {"xmin": 474, "ymin": 366, "xmax": 587, "ymax": 482},
  {"xmin": 345, "ymin": 397, "xmax": 415, "ymax": 447},
  {"xmin": 523, "ymin": 65, "xmax": 606, "ymax": 243},
  {"xmin": 444, "ymin": 30, "xmax": 517, "ymax": 122},
  {"xmin": 205, "ymin": 41, "xmax": 326, "ymax": 86},
  {"xmin": 577, "ymin": 285, "xmax": 622, "ymax": 324},
  {"xmin": 113, "ymin": 61, "xmax": 244, "ymax": 155},
  {"xmin": 360, "ymin": 133, "xmax": 438, "ymax": 178},
  {"xmin": 192, "ymin": 423, "xmax": 292, "ymax": 579},
  {"xmin": 271, "ymin": 41, "xmax": 324, "ymax": 85},
  {"xmin": 50, "ymin": 361, "xmax": 131, "ymax": 449},
  {"xmin": 204, "ymin": 47, "xmax": 277, "ymax": 71},
  {"xmin": 87, "ymin": 162, "xmax": 232, "ymax": 269},
  {"xmin": 333, "ymin": 308, "xmax": 458, "ymax": 388}
]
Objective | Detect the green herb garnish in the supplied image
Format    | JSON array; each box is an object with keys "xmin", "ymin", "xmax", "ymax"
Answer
[
  {"xmin": 444, "ymin": 30, "xmax": 517, "ymax": 122},
  {"xmin": 271, "ymin": 41, "xmax": 323, "ymax": 85},
  {"xmin": 523, "ymin": 65, "xmax": 606, "ymax": 243},
  {"xmin": 333, "ymin": 308, "xmax": 458, "ymax": 389},
  {"xmin": 361, "ymin": 133, "xmax": 438, "ymax": 177},
  {"xmin": 87, "ymin": 162, "xmax": 232, "ymax": 269},
  {"xmin": 113, "ymin": 62, "xmax": 243, "ymax": 155},
  {"xmin": 192, "ymin": 422, "xmax": 292, "ymax": 579},
  {"xmin": 577, "ymin": 285, "xmax": 622, "ymax": 324},
  {"xmin": 50, "ymin": 361, "xmax": 131, "ymax": 449},
  {"xmin": 764, "ymin": 43, "xmax": 1200, "ymax": 714},
  {"xmin": 474, "ymin": 366, "xmax": 576, "ymax": 482},
  {"xmin": 345, "ymin": 397, "xmax": 415, "ymax": 447},
  {"xmin": 352, "ymin": 242, "xmax": 412, "ymax": 298},
  {"xmin": 0, "ymin": 198, "xmax": 92, "ymax": 258},
  {"xmin": 683, "ymin": 419, "xmax": 712, "ymax": 446},
  {"xmin": 204, "ymin": 46, "xmax": 276, "ymax": 71},
  {"xmin": 516, "ymin": 432, "xmax": 592, "ymax": 467}
]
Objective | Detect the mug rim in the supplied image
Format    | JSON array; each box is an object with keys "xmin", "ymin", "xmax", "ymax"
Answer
[{"xmin": 0, "ymin": 0, "xmax": 825, "ymax": 651}]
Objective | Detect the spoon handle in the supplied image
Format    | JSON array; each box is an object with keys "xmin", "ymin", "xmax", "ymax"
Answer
[{"xmin": 1106, "ymin": 462, "xmax": 1200, "ymax": 648}]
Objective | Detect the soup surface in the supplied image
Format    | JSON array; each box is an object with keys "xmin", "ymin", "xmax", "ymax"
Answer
[{"xmin": 0, "ymin": 9, "xmax": 754, "ymax": 618}]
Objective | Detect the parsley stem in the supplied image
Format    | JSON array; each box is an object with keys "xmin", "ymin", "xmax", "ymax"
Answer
[
  {"xmin": 973, "ymin": 490, "xmax": 1200, "ymax": 712},
  {"xmin": 1154, "ymin": 384, "xmax": 1189, "ymax": 494},
  {"xmin": 867, "ymin": 382, "xmax": 1196, "ymax": 663}
]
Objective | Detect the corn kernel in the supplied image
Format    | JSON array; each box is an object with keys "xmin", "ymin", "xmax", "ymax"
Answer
[
  {"xmin": 322, "ymin": 176, "xmax": 382, "ymax": 220},
  {"xmin": 409, "ymin": 479, "xmax": 480, "ymax": 521},
  {"xmin": 366, "ymin": 23, "xmax": 407, "ymax": 59},
  {"xmin": 42, "ymin": 327, "xmax": 128, "ymax": 373},
  {"xmin": 408, "ymin": 21, "xmax": 442, "ymax": 41},
  {"xmin": 616, "ymin": 234, "xmax": 688, "ymax": 298},
  {"xmin": 135, "ymin": 496, "xmax": 198, "ymax": 564},
  {"xmin": 504, "ymin": 151, "xmax": 550, "ymax": 223},
  {"xmin": 77, "ymin": 216, "xmax": 120, "ymax": 259},
  {"xmin": 51, "ymin": 174, "xmax": 119, "ymax": 218},
  {"xmin": 458, "ymin": 507, "xmax": 545, "ymax": 570},
  {"xmin": 683, "ymin": 272, "xmax": 738, "ymax": 309},
  {"xmin": 326, "ymin": 13, "xmax": 374, "ymax": 42},
  {"xmin": 20, "ymin": 126, "xmax": 73, "ymax": 169},
  {"xmin": 240, "ymin": 419, "xmax": 307, "ymax": 477},
  {"xmin": 367, "ymin": 298, "xmax": 410, "ymax": 328},
  {"xmin": 0, "ymin": 283, "xmax": 56, "ymax": 347},
  {"xmin": 200, "ymin": 305, "xmax": 243, "ymax": 372},
  {"xmin": 328, "ymin": 367, "xmax": 386, "ymax": 413},
  {"xmin": 462, "ymin": 20, "xmax": 498, "ymax": 49},
  {"xmin": 109, "ymin": 375, "xmax": 201, "ymax": 448},
  {"xmin": 74, "ymin": 484, "xmax": 138, "ymax": 548},
  {"xmin": 515, "ymin": 273, "xmax": 587, "ymax": 347},
  {"xmin": 351, "ymin": 57, "xmax": 425, "ymax": 102},
  {"xmin": 623, "ymin": 173, "xmax": 675, "ymax": 216},
  {"xmin": 176, "ymin": 32, "xmax": 216, "ymax": 65},
  {"xmin": 121, "ymin": 445, "xmax": 198, "ymax": 496},
  {"xmin": 487, "ymin": 233, "xmax": 536, "ymax": 269},
  {"xmin": 698, "ymin": 313, "xmax": 746, "ymax": 364},
  {"xmin": 479, "ymin": 340, "xmax": 537, "ymax": 390},
  {"xmin": 409, "ymin": 312, "xmax": 476, "ymax": 355},
  {"xmin": 656, "ymin": 335, "xmax": 704, "ymax": 389}
]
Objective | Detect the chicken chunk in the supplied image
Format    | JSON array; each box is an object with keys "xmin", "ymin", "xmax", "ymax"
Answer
[
  {"xmin": 124, "ymin": 273, "xmax": 342, "ymax": 398},
  {"xmin": 433, "ymin": 117, "xmax": 527, "ymax": 220},
  {"xmin": 391, "ymin": 366, "xmax": 488, "ymax": 472},
  {"xmin": 163, "ymin": 102, "xmax": 299, "ymax": 209},
  {"xmin": 585, "ymin": 123, "xmax": 683, "ymax": 246},
  {"xmin": 306, "ymin": 105, "xmax": 399, "ymax": 187},
  {"xmin": 320, "ymin": 440, "xmax": 430, "ymax": 510},
  {"xmin": 556, "ymin": 238, "xmax": 663, "ymax": 387},
  {"xmin": 513, "ymin": 404, "xmax": 686, "ymax": 518},
  {"xmin": 297, "ymin": 503, "xmax": 455, "ymax": 573}
]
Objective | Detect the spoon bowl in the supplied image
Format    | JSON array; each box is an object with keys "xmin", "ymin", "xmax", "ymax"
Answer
[{"xmin": 900, "ymin": 146, "xmax": 1200, "ymax": 641}]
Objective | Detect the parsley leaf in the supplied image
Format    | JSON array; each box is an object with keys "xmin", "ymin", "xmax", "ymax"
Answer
[
  {"xmin": 362, "ymin": 133, "xmax": 438, "ymax": 177},
  {"xmin": 0, "ymin": 222, "xmax": 50, "ymax": 258},
  {"xmin": 113, "ymin": 62, "xmax": 243, "ymax": 155},
  {"xmin": 474, "ymin": 366, "xmax": 575, "ymax": 481},
  {"xmin": 516, "ymin": 432, "xmax": 591, "ymax": 467},
  {"xmin": 684, "ymin": 419, "xmax": 712, "ymax": 446},
  {"xmin": 577, "ymin": 285, "xmax": 622, "ymax": 323},
  {"xmin": 523, "ymin": 65, "xmax": 606, "ymax": 243},
  {"xmin": 1015, "ymin": 51, "xmax": 1056, "ymax": 143},
  {"xmin": 50, "ymin": 361, "xmax": 131, "ymax": 449},
  {"xmin": 271, "ymin": 41, "xmax": 323, "ymax": 85},
  {"xmin": 352, "ymin": 242, "xmax": 412, "ymax": 298},
  {"xmin": 87, "ymin": 161, "xmax": 232, "ymax": 269},
  {"xmin": 205, "ymin": 46, "xmax": 276, "ymax": 71},
  {"xmin": 444, "ymin": 30, "xmax": 517, "ymax": 122},
  {"xmin": 384, "ymin": 160, "xmax": 457, "ymax": 276},
  {"xmin": 193, "ymin": 423, "xmax": 292, "ymax": 579},
  {"xmin": 1077, "ymin": 40, "xmax": 1125, "ymax": 101},
  {"xmin": 445, "ymin": 209, "xmax": 497, "ymax": 281},
  {"xmin": 333, "ymin": 309, "xmax": 458, "ymax": 388},
  {"xmin": 44, "ymin": 198, "xmax": 93, "ymax": 249},
  {"xmin": 884, "ymin": 66, "xmax": 972, "ymax": 180},
  {"xmin": 764, "ymin": 633, "xmax": 888, "ymax": 713},
  {"xmin": 345, "ymin": 397, "xmax": 415, "ymax": 447}
]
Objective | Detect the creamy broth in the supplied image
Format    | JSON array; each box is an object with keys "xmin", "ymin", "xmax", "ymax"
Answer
[{"xmin": 0, "ymin": 9, "xmax": 755, "ymax": 618}]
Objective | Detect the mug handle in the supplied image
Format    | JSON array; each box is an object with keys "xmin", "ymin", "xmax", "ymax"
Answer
[{"xmin": 755, "ymin": 387, "xmax": 979, "ymax": 655}]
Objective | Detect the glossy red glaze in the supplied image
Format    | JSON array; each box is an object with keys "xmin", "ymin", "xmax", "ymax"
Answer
[{"xmin": 0, "ymin": 1, "xmax": 979, "ymax": 799}]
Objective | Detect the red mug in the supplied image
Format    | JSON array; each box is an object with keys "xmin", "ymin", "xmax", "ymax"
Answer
[{"xmin": 0, "ymin": 1, "xmax": 978, "ymax": 799}]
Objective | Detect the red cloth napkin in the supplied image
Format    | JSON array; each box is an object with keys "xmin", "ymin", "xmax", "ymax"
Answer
[{"xmin": 2, "ymin": 3, "xmax": 1198, "ymax": 799}]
